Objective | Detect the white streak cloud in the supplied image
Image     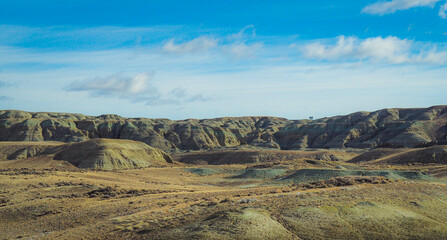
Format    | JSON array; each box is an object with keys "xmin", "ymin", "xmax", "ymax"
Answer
[
  {"xmin": 362, "ymin": 0, "xmax": 441, "ymax": 15},
  {"xmin": 162, "ymin": 36, "xmax": 218, "ymax": 54}
]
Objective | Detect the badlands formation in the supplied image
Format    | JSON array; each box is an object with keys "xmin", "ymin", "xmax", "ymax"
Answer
[{"xmin": 0, "ymin": 106, "xmax": 446, "ymax": 239}]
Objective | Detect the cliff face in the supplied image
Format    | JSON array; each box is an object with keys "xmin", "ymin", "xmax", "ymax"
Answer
[{"xmin": 1, "ymin": 106, "xmax": 446, "ymax": 151}]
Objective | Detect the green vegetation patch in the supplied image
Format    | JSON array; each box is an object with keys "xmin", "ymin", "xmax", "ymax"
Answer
[
  {"xmin": 280, "ymin": 169, "xmax": 436, "ymax": 183},
  {"xmin": 281, "ymin": 204, "xmax": 447, "ymax": 240},
  {"xmin": 232, "ymin": 168, "xmax": 288, "ymax": 179},
  {"xmin": 159, "ymin": 209, "xmax": 297, "ymax": 240},
  {"xmin": 184, "ymin": 168, "xmax": 223, "ymax": 176}
]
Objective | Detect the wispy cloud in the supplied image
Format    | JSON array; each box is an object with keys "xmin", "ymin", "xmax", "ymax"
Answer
[
  {"xmin": 0, "ymin": 81, "xmax": 14, "ymax": 88},
  {"xmin": 162, "ymin": 36, "xmax": 218, "ymax": 54},
  {"xmin": 228, "ymin": 42, "xmax": 263, "ymax": 59},
  {"xmin": 161, "ymin": 25, "xmax": 262, "ymax": 58},
  {"xmin": 69, "ymin": 73, "xmax": 154, "ymax": 95},
  {"xmin": 0, "ymin": 96, "xmax": 12, "ymax": 101},
  {"xmin": 362, "ymin": 0, "xmax": 441, "ymax": 15},
  {"xmin": 67, "ymin": 73, "xmax": 209, "ymax": 106},
  {"xmin": 229, "ymin": 25, "xmax": 256, "ymax": 40},
  {"xmin": 301, "ymin": 36, "xmax": 447, "ymax": 64},
  {"xmin": 145, "ymin": 87, "xmax": 210, "ymax": 105},
  {"xmin": 224, "ymin": 25, "xmax": 262, "ymax": 59},
  {"xmin": 0, "ymin": 25, "xmax": 182, "ymax": 50},
  {"xmin": 440, "ymin": 1, "xmax": 447, "ymax": 17}
]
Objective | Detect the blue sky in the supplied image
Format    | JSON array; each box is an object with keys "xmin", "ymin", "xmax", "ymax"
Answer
[{"xmin": 0, "ymin": 0, "xmax": 446, "ymax": 119}]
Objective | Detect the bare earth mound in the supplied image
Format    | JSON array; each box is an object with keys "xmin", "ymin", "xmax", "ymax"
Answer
[
  {"xmin": 348, "ymin": 148, "xmax": 408, "ymax": 163},
  {"xmin": 174, "ymin": 149, "xmax": 360, "ymax": 165},
  {"xmin": 349, "ymin": 146, "xmax": 447, "ymax": 165},
  {"xmin": 0, "ymin": 139, "xmax": 173, "ymax": 170},
  {"xmin": 54, "ymin": 139, "xmax": 173, "ymax": 169},
  {"xmin": 0, "ymin": 141, "xmax": 78, "ymax": 170},
  {"xmin": 158, "ymin": 209, "xmax": 298, "ymax": 240},
  {"xmin": 0, "ymin": 141, "xmax": 63, "ymax": 161}
]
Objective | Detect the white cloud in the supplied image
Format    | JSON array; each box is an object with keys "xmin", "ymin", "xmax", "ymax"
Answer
[
  {"xmin": 302, "ymin": 36, "xmax": 446, "ymax": 64},
  {"xmin": 302, "ymin": 36, "xmax": 357, "ymax": 60},
  {"xmin": 68, "ymin": 73, "xmax": 209, "ymax": 106},
  {"xmin": 440, "ymin": 1, "xmax": 447, "ymax": 18},
  {"xmin": 358, "ymin": 36, "xmax": 411, "ymax": 63},
  {"xmin": 362, "ymin": 0, "xmax": 441, "ymax": 15},
  {"xmin": 162, "ymin": 36, "xmax": 218, "ymax": 54}
]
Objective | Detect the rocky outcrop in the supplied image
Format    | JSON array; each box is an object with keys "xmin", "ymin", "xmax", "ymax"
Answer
[{"xmin": 1, "ymin": 106, "xmax": 446, "ymax": 151}]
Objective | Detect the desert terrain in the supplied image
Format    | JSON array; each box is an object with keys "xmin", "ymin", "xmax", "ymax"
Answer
[{"xmin": 1, "ymin": 107, "xmax": 447, "ymax": 239}]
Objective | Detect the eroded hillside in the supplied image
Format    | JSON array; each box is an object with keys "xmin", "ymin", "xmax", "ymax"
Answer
[{"xmin": 1, "ymin": 106, "xmax": 446, "ymax": 151}]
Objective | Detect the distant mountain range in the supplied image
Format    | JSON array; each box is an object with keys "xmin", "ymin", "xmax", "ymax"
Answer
[{"xmin": 1, "ymin": 106, "xmax": 446, "ymax": 151}]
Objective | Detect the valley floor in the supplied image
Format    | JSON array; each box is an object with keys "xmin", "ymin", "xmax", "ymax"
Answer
[{"xmin": 1, "ymin": 165, "xmax": 447, "ymax": 240}]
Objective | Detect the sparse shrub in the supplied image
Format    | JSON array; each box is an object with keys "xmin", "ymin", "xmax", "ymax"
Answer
[
  {"xmin": 220, "ymin": 198, "xmax": 231, "ymax": 203},
  {"xmin": 295, "ymin": 176, "xmax": 395, "ymax": 190},
  {"xmin": 208, "ymin": 200, "xmax": 218, "ymax": 206},
  {"xmin": 237, "ymin": 198, "xmax": 257, "ymax": 204}
]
